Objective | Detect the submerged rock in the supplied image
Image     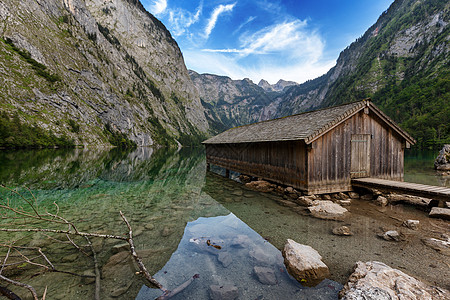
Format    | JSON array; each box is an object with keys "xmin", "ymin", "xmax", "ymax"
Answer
[
  {"xmin": 282, "ymin": 239, "xmax": 330, "ymax": 287},
  {"xmin": 245, "ymin": 180, "xmax": 275, "ymax": 192},
  {"xmin": 308, "ymin": 200, "xmax": 348, "ymax": 220},
  {"xmin": 339, "ymin": 261, "xmax": 450, "ymax": 299},
  {"xmin": 209, "ymin": 285, "xmax": 239, "ymax": 300},
  {"xmin": 218, "ymin": 252, "xmax": 233, "ymax": 268},
  {"xmin": 254, "ymin": 266, "xmax": 277, "ymax": 285}
]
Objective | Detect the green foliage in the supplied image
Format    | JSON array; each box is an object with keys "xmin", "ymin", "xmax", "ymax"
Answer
[
  {"xmin": 4, "ymin": 38, "xmax": 60, "ymax": 83},
  {"xmin": 0, "ymin": 112, "xmax": 74, "ymax": 148},
  {"xmin": 374, "ymin": 71, "xmax": 450, "ymax": 149},
  {"xmin": 103, "ymin": 123, "xmax": 137, "ymax": 149},
  {"xmin": 316, "ymin": 0, "xmax": 450, "ymax": 149},
  {"xmin": 147, "ymin": 117, "xmax": 176, "ymax": 147},
  {"xmin": 67, "ymin": 119, "xmax": 80, "ymax": 134}
]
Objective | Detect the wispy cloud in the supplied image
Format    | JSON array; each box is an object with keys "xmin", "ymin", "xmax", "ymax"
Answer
[
  {"xmin": 147, "ymin": 0, "xmax": 167, "ymax": 15},
  {"xmin": 204, "ymin": 3, "xmax": 236, "ymax": 38},
  {"xmin": 204, "ymin": 20, "xmax": 324, "ymax": 61},
  {"xmin": 233, "ymin": 16, "xmax": 257, "ymax": 35},
  {"xmin": 167, "ymin": 2, "xmax": 203, "ymax": 37}
]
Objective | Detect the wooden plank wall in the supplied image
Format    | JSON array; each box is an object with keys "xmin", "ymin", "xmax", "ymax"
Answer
[
  {"xmin": 206, "ymin": 140, "xmax": 308, "ymax": 189},
  {"xmin": 307, "ymin": 110, "xmax": 404, "ymax": 194}
]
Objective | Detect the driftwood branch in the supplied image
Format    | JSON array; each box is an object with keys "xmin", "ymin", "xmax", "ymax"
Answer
[
  {"xmin": 0, "ymin": 228, "xmax": 127, "ymax": 240},
  {"xmin": 85, "ymin": 237, "xmax": 101, "ymax": 300},
  {"xmin": 0, "ymin": 274, "xmax": 38, "ymax": 300},
  {"xmin": 119, "ymin": 211, "xmax": 167, "ymax": 292}
]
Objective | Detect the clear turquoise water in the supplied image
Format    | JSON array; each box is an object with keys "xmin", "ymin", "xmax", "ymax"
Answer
[{"xmin": 0, "ymin": 148, "xmax": 447, "ymax": 299}]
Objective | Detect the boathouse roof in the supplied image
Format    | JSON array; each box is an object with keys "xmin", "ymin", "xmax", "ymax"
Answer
[{"xmin": 203, "ymin": 99, "xmax": 415, "ymax": 145}]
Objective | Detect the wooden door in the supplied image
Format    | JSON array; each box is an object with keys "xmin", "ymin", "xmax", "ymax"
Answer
[{"xmin": 350, "ymin": 134, "xmax": 371, "ymax": 178}]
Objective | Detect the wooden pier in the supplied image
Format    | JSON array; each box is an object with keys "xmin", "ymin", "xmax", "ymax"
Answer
[{"xmin": 352, "ymin": 178, "xmax": 450, "ymax": 201}]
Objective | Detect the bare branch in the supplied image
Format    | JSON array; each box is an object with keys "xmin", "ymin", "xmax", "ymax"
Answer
[
  {"xmin": 85, "ymin": 237, "xmax": 101, "ymax": 300},
  {"xmin": 0, "ymin": 274, "xmax": 38, "ymax": 300},
  {"xmin": 119, "ymin": 211, "xmax": 166, "ymax": 292},
  {"xmin": 0, "ymin": 228, "xmax": 127, "ymax": 240}
]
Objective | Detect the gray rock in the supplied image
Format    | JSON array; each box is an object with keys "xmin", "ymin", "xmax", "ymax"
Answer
[
  {"xmin": 321, "ymin": 194, "xmax": 332, "ymax": 200},
  {"xmin": 254, "ymin": 266, "xmax": 277, "ymax": 285},
  {"xmin": 380, "ymin": 230, "xmax": 401, "ymax": 242},
  {"xmin": 429, "ymin": 207, "xmax": 450, "ymax": 220},
  {"xmin": 434, "ymin": 144, "xmax": 450, "ymax": 169},
  {"xmin": 388, "ymin": 193, "xmax": 430, "ymax": 206},
  {"xmin": 348, "ymin": 192, "xmax": 360, "ymax": 199},
  {"xmin": 422, "ymin": 238, "xmax": 450, "ymax": 256},
  {"xmin": 339, "ymin": 261, "xmax": 450, "ymax": 299},
  {"xmin": 250, "ymin": 248, "xmax": 271, "ymax": 264},
  {"xmin": 402, "ymin": 219, "xmax": 419, "ymax": 230},
  {"xmin": 308, "ymin": 200, "xmax": 348, "ymax": 220},
  {"xmin": 218, "ymin": 252, "xmax": 233, "ymax": 268},
  {"xmin": 332, "ymin": 226, "xmax": 353, "ymax": 236},
  {"xmin": 338, "ymin": 199, "xmax": 352, "ymax": 206},
  {"xmin": 282, "ymin": 239, "xmax": 330, "ymax": 287},
  {"xmin": 374, "ymin": 196, "xmax": 388, "ymax": 206},
  {"xmin": 209, "ymin": 285, "xmax": 238, "ymax": 300},
  {"xmin": 295, "ymin": 196, "xmax": 315, "ymax": 206}
]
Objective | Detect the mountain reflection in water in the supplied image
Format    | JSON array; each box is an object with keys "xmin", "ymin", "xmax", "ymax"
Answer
[{"xmin": 136, "ymin": 213, "xmax": 341, "ymax": 300}]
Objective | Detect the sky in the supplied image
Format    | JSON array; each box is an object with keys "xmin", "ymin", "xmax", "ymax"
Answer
[{"xmin": 142, "ymin": 0, "xmax": 394, "ymax": 84}]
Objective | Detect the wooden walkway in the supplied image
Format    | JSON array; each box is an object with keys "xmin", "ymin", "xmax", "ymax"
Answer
[{"xmin": 351, "ymin": 178, "xmax": 450, "ymax": 201}]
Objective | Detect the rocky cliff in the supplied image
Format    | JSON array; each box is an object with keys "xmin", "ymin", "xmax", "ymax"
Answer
[
  {"xmin": 189, "ymin": 70, "xmax": 281, "ymax": 132},
  {"xmin": 275, "ymin": 0, "xmax": 449, "ymax": 147},
  {"xmin": 194, "ymin": 0, "xmax": 449, "ymax": 147},
  {"xmin": 0, "ymin": 0, "xmax": 208, "ymax": 147}
]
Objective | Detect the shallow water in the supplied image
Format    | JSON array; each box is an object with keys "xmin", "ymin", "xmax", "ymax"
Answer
[{"xmin": 0, "ymin": 148, "xmax": 448, "ymax": 299}]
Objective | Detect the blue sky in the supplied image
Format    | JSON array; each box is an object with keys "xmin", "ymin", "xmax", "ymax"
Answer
[{"xmin": 142, "ymin": 0, "xmax": 394, "ymax": 84}]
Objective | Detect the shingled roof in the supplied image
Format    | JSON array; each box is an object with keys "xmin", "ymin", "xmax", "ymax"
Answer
[{"xmin": 203, "ymin": 99, "xmax": 415, "ymax": 145}]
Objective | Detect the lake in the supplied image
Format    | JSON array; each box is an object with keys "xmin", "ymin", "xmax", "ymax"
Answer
[{"xmin": 0, "ymin": 147, "xmax": 448, "ymax": 299}]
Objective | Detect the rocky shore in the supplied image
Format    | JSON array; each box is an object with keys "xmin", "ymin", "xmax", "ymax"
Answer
[{"xmin": 239, "ymin": 174, "xmax": 450, "ymax": 298}]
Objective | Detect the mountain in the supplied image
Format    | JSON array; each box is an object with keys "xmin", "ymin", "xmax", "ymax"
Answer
[
  {"xmin": 0, "ymin": 0, "xmax": 208, "ymax": 148},
  {"xmin": 195, "ymin": 0, "xmax": 449, "ymax": 148},
  {"xmin": 189, "ymin": 70, "xmax": 282, "ymax": 132},
  {"xmin": 275, "ymin": 0, "xmax": 450, "ymax": 148},
  {"xmin": 258, "ymin": 79, "xmax": 297, "ymax": 92}
]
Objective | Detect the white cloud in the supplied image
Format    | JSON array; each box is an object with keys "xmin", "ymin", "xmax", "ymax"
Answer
[
  {"xmin": 204, "ymin": 3, "xmax": 236, "ymax": 38},
  {"xmin": 184, "ymin": 50, "xmax": 335, "ymax": 85},
  {"xmin": 233, "ymin": 16, "xmax": 257, "ymax": 35},
  {"xmin": 147, "ymin": 0, "xmax": 167, "ymax": 15},
  {"xmin": 168, "ymin": 3, "xmax": 203, "ymax": 37}
]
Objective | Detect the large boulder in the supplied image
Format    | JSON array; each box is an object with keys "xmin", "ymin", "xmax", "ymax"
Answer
[
  {"xmin": 282, "ymin": 239, "xmax": 330, "ymax": 287},
  {"xmin": 308, "ymin": 200, "xmax": 348, "ymax": 220},
  {"xmin": 339, "ymin": 261, "xmax": 449, "ymax": 299},
  {"xmin": 435, "ymin": 144, "xmax": 450, "ymax": 171}
]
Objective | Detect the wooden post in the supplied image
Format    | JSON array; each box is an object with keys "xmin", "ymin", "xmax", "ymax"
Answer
[{"xmin": 225, "ymin": 169, "xmax": 230, "ymax": 178}]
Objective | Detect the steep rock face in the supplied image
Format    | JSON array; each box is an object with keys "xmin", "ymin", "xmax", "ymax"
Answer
[
  {"xmin": 0, "ymin": 0, "xmax": 207, "ymax": 147},
  {"xmin": 275, "ymin": 0, "xmax": 449, "ymax": 146},
  {"xmin": 258, "ymin": 79, "xmax": 297, "ymax": 92},
  {"xmin": 189, "ymin": 70, "xmax": 280, "ymax": 133}
]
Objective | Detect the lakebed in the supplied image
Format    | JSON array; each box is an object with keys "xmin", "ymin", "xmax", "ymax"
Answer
[{"xmin": 0, "ymin": 148, "xmax": 448, "ymax": 299}]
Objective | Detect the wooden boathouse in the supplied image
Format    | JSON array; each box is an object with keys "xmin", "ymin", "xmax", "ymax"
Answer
[{"xmin": 203, "ymin": 99, "xmax": 416, "ymax": 195}]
